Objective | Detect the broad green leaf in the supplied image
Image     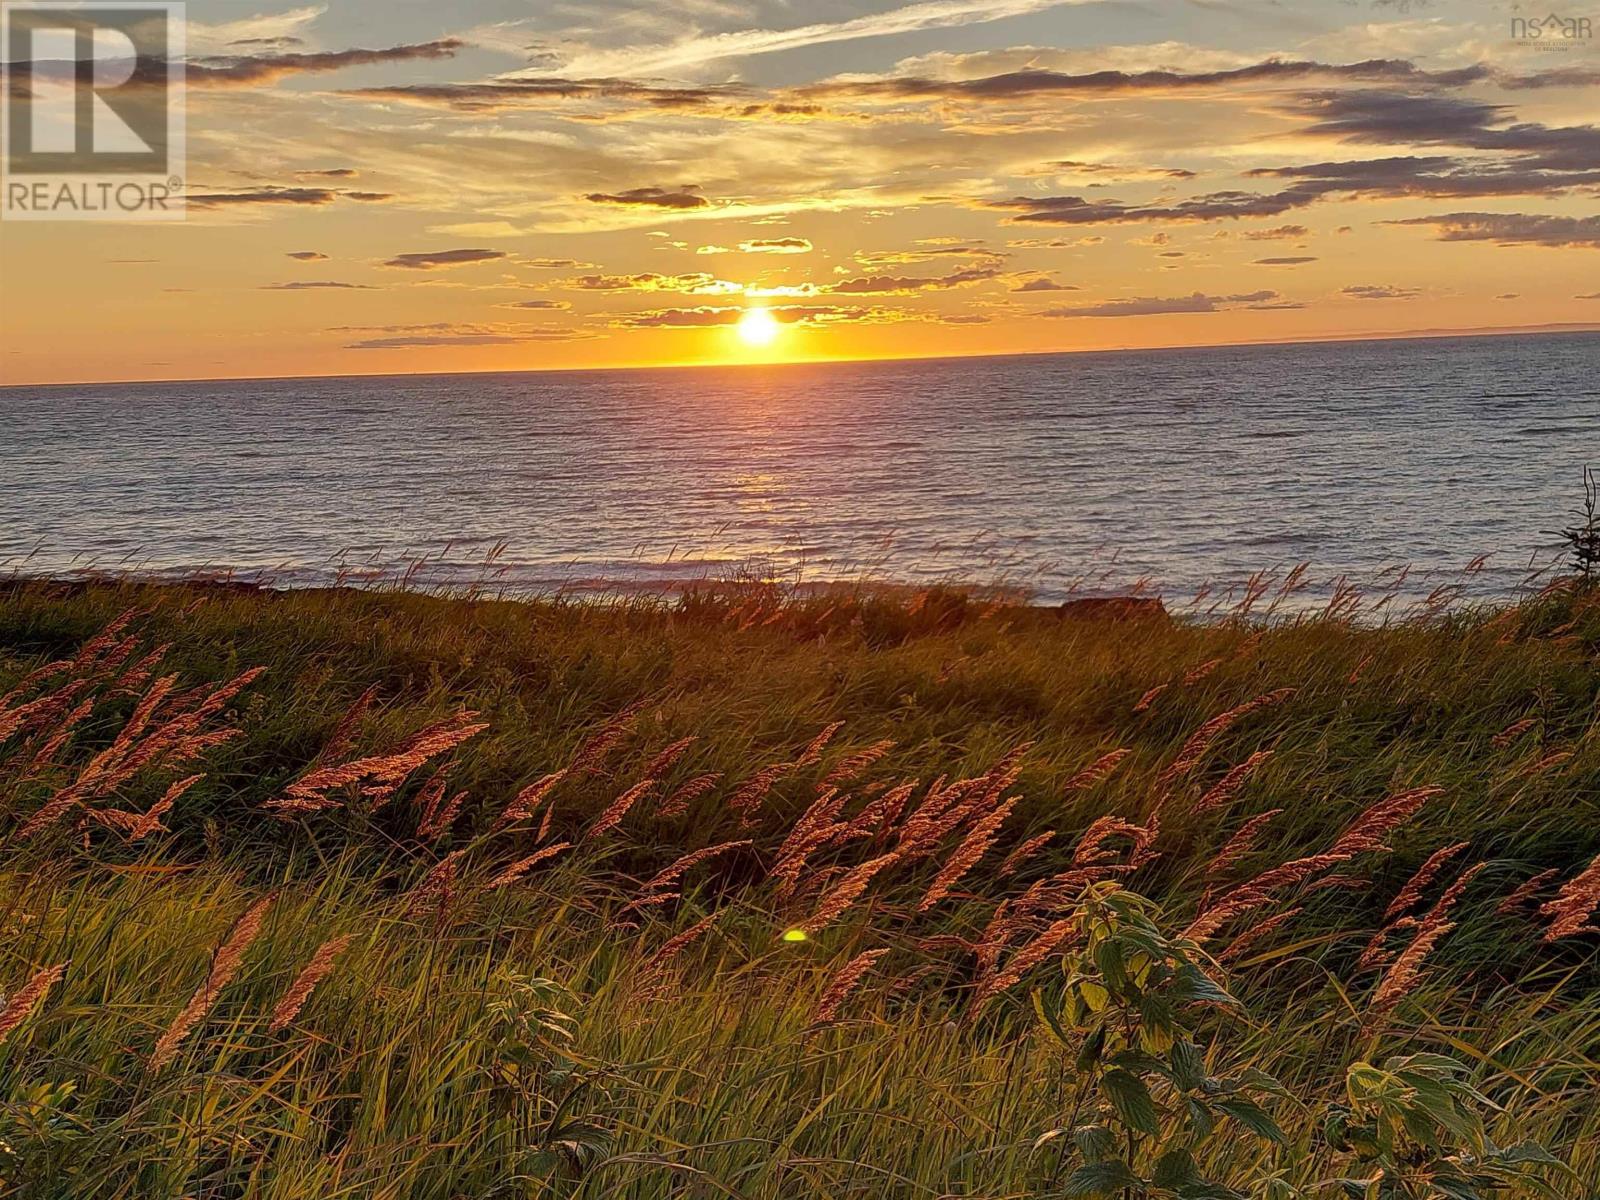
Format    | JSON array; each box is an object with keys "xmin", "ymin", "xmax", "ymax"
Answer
[
  {"xmin": 1215, "ymin": 1097, "xmax": 1285, "ymax": 1144},
  {"xmin": 1153, "ymin": 1148, "xmax": 1198, "ymax": 1189},
  {"xmin": 1032, "ymin": 989, "xmax": 1073, "ymax": 1049},
  {"xmin": 1168, "ymin": 963, "xmax": 1239, "ymax": 1008},
  {"xmin": 1102, "ymin": 1069, "xmax": 1162, "ymax": 1136},
  {"xmin": 1077, "ymin": 1022, "xmax": 1108, "ymax": 1072},
  {"xmin": 1186, "ymin": 1098, "xmax": 1216, "ymax": 1144},
  {"xmin": 1169, "ymin": 1040, "xmax": 1206, "ymax": 1091},
  {"xmin": 1061, "ymin": 1159, "xmax": 1141, "ymax": 1197},
  {"xmin": 1074, "ymin": 1122, "xmax": 1118, "ymax": 1163}
]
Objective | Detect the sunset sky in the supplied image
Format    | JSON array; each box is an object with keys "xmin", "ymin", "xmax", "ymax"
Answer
[{"xmin": 2, "ymin": 0, "xmax": 1598, "ymax": 384}]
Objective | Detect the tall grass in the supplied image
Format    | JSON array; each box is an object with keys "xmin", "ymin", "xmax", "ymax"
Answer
[{"xmin": 0, "ymin": 579, "xmax": 1597, "ymax": 1197}]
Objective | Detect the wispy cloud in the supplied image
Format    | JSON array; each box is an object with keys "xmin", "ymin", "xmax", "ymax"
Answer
[
  {"xmin": 1042, "ymin": 290, "xmax": 1279, "ymax": 318},
  {"xmin": 542, "ymin": 0, "xmax": 1107, "ymax": 79}
]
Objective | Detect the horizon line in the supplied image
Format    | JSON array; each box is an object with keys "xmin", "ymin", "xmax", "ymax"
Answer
[{"xmin": 5, "ymin": 321, "xmax": 1598, "ymax": 391}]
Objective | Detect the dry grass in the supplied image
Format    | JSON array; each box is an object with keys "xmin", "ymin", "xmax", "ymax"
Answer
[{"xmin": 0, "ymin": 578, "xmax": 1597, "ymax": 1197}]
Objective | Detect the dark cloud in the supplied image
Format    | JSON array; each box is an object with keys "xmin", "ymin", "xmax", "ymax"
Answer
[
  {"xmin": 994, "ymin": 141, "xmax": 1600, "ymax": 228},
  {"xmin": 188, "ymin": 186, "xmax": 387, "ymax": 209},
  {"xmin": 10, "ymin": 39, "xmax": 462, "ymax": 95},
  {"xmin": 561, "ymin": 272, "xmax": 730, "ymax": 292},
  {"xmin": 804, "ymin": 58, "xmax": 1489, "ymax": 104},
  {"xmin": 1243, "ymin": 224, "xmax": 1310, "ymax": 241},
  {"xmin": 1012, "ymin": 277, "xmax": 1078, "ymax": 292},
  {"xmin": 739, "ymin": 237, "xmax": 812, "ymax": 254},
  {"xmin": 1499, "ymin": 66, "xmax": 1600, "ymax": 89},
  {"xmin": 827, "ymin": 266, "xmax": 1001, "ymax": 294},
  {"xmin": 286, "ymin": 251, "xmax": 328, "ymax": 261},
  {"xmin": 1245, "ymin": 154, "xmax": 1600, "ymax": 201},
  {"xmin": 1042, "ymin": 290, "xmax": 1278, "ymax": 318},
  {"xmin": 520, "ymin": 258, "xmax": 596, "ymax": 269},
  {"xmin": 1383, "ymin": 212, "xmax": 1600, "ymax": 249},
  {"xmin": 343, "ymin": 77, "xmax": 747, "ymax": 113},
  {"xmin": 942, "ymin": 314, "xmax": 992, "ymax": 324},
  {"xmin": 383, "ymin": 249, "xmax": 508, "ymax": 270},
  {"xmin": 499, "ymin": 299, "xmax": 572, "ymax": 310},
  {"xmin": 185, "ymin": 40, "xmax": 464, "ymax": 87},
  {"xmin": 262, "ymin": 281, "xmax": 376, "ymax": 290},
  {"xmin": 988, "ymin": 191, "xmax": 1308, "ymax": 225},
  {"xmin": 297, "ymin": 168, "xmax": 358, "ymax": 179},
  {"xmin": 1342, "ymin": 285, "xmax": 1420, "ymax": 299},
  {"xmin": 1253, "ymin": 256, "xmax": 1318, "ymax": 265},
  {"xmin": 736, "ymin": 101, "xmax": 827, "ymax": 119},
  {"xmin": 188, "ymin": 187, "xmax": 338, "ymax": 207},
  {"xmin": 584, "ymin": 186, "xmax": 709, "ymax": 209},
  {"xmin": 1271, "ymin": 90, "xmax": 1600, "ymax": 184},
  {"xmin": 1281, "ymin": 89, "xmax": 1507, "ymax": 143}
]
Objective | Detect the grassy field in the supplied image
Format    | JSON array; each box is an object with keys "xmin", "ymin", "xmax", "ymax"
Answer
[{"xmin": 1, "ymin": 578, "xmax": 1597, "ymax": 1199}]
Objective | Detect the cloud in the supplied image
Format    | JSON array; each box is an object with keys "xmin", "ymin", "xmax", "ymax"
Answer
[
  {"xmin": 615, "ymin": 304, "xmax": 880, "ymax": 328},
  {"xmin": 261, "ymin": 281, "xmax": 376, "ymax": 290},
  {"xmin": 1243, "ymin": 225, "xmax": 1309, "ymax": 241},
  {"xmin": 297, "ymin": 168, "xmax": 358, "ymax": 179},
  {"xmin": 187, "ymin": 187, "xmax": 389, "ymax": 209},
  {"xmin": 1253, "ymin": 256, "xmax": 1317, "ymax": 265},
  {"xmin": 560, "ymin": 272, "xmax": 738, "ymax": 294},
  {"xmin": 1280, "ymin": 89, "xmax": 1508, "ymax": 144},
  {"xmin": 1012, "ymin": 277, "xmax": 1077, "ymax": 291},
  {"xmin": 1268, "ymin": 91, "xmax": 1600, "ymax": 185},
  {"xmin": 498, "ymin": 299, "xmax": 573, "ymax": 310},
  {"xmin": 1384, "ymin": 212, "xmax": 1600, "ymax": 249},
  {"xmin": 1042, "ymin": 290, "xmax": 1278, "ymax": 317},
  {"xmin": 338, "ymin": 321, "xmax": 589, "ymax": 349},
  {"xmin": 1342, "ymin": 285, "xmax": 1420, "ymax": 300},
  {"xmin": 803, "ymin": 58, "xmax": 1490, "ymax": 104},
  {"xmin": 547, "ymin": 0, "xmax": 1106, "ymax": 78},
  {"xmin": 184, "ymin": 5, "xmax": 324, "ymax": 55},
  {"xmin": 1039, "ymin": 160, "xmax": 1196, "ymax": 181},
  {"xmin": 856, "ymin": 243, "xmax": 1004, "ymax": 265},
  {"xmin": 342, "ymin": 78, "xmax": 746, "ymax": 114},
  {"xmin": 584, "ymin": 186, "xmax": 709, "ymax": 210},
  {"xmin": 188, "ymin": 188, "xmax": 339, "ymax": 208},
  {"xmin": 738, "ymin": 237, "xmax": 813, "ymax": 254},
  {"xmin": 286, "ymin": 251, "xmax": 329, "ymax": 261},
  {"xmin": 992, "ymin": 146, "xmax": 1600, "ymax": 229},
  {"xmin": 520, "ymin": 258, "xmax": 597, "ymax": 270},
  {"xmin": 184, "ymin": 39, "xmax": 464, "ymax": 87},
  {"xmin": 989, "ymin": 191, "xmax": 1308, "ymax": 225},
  {"xmin": 827, "ymin": 266, "xmax": 1002, "ymax": 294},
  {"xmin": 383, "ymin": 249, "xmax": 508, "ymax": 270}
]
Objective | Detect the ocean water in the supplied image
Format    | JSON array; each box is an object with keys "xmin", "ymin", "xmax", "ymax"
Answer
[{"xmin": 3, "ymin": 332, "xmax": 1598, "ymax": 610}]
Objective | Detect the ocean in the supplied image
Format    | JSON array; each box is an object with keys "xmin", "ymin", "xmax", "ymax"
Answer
[{"xmin": 4, "ymin": 331, "xmax": 1598, "ymax": 611}]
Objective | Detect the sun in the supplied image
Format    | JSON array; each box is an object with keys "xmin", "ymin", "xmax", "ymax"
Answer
[{"xmin": 736, "ymin": 306, "xmax": 782, "ymax": 347}]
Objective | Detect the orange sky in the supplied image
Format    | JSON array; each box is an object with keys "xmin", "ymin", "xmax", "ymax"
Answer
[{"xmin": 2, "ymin": 0, "xmax": 1598, "ymax": 384}]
